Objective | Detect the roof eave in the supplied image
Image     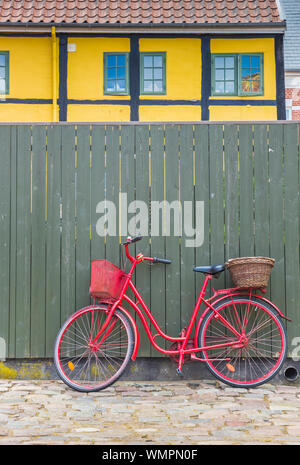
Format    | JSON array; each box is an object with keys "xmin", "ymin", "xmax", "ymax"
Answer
[{"xmin": 0, "ymin": 21, "xmax": 286, "ymax": 34}]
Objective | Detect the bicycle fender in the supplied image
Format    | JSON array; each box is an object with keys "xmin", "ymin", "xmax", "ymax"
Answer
[
  {"xmin": 251, "ymin": 293, "xmax": 292, "ymax": 321},
  {"xmin": 118, "ymin": 305, "xmax": 140, "ymax": 361},
  {"xmin": 210, "ymin": 292, "xmax": 289, "ymax": 320},
  {"xmin": 211, "ymin": 292, "xmax": 290, "ymax": 321}
]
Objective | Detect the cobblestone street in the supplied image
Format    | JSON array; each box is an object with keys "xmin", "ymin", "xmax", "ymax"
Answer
[{"xmin": 0, "ymin": 379, "xmax": 300, "ymax": 445}]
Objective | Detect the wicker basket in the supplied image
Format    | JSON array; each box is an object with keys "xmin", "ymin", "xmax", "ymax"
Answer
[{"xmin": 225, "ymin": 257, "xmax": 275, "ymax": 289}]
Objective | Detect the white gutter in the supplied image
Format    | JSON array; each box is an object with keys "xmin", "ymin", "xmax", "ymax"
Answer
[{"xmin": 0, "ymin": 23, "xmax": 286, "ymax": 35}]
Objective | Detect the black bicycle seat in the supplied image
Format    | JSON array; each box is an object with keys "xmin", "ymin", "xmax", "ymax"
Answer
[{"xmin": 193, "ymin": 264, "xmax": 225, "ymax": 276}]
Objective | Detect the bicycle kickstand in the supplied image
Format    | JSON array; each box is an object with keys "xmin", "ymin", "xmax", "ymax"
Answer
[
  {"xmin": 176, "ymin": 367, "xmax": 183, "ymax": 377},
  {"xmin": 176, "ymin": 352, "xmax": 184, "ymax": 377}
]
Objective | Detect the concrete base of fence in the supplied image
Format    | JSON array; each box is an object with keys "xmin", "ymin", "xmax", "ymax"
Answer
[{"xmin": 0, "ymin": 358, "xmax": 299, "ymax": 385}]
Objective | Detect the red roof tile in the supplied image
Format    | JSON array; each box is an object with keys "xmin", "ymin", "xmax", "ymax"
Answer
[{"xmin": 0, "ymin": 0, "xmax": 284, "ymax": 25}]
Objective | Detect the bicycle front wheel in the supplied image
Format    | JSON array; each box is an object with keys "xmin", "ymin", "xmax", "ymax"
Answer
[
  {"xmin": 198, "ymin": 295, "xmax": 287, "ymax": 388},
  {"xmin": 54, "ymin": 305, "xmax": 135, "ymax": 392}
]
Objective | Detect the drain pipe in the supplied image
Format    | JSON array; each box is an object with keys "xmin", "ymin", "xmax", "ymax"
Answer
[{"xmin": 284, "ymin": 366, "xmax": 299, "ymax": 382}]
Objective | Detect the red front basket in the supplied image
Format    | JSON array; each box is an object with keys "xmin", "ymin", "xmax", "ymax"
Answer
[{"xmin": 89, "ymin": 260, "xmax": 127, "ymax": 300}]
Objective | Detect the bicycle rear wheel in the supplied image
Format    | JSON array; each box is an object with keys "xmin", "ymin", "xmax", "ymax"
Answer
[
  {"xmin": 54, "ymin": 305, "xmax": 134, "ymax": 392},
  {"xmin": 198, "ymin": 295, "xmax": 287, "ymax": 388}
]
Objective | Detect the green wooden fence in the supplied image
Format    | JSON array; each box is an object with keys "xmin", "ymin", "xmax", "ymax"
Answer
[{"xmin": 0, "ymin": 122, "xmax": 299, "ymax": 359}]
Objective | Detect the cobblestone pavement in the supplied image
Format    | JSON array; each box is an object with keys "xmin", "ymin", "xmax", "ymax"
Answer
[{"xmin": 0, "ymin": 378, "xmax": 300, "ymax": 445}]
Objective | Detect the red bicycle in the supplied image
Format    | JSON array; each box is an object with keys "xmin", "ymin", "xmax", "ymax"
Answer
[{"xmin": 54, "ymin": 236, "xmax": 288, "ymax": 392}]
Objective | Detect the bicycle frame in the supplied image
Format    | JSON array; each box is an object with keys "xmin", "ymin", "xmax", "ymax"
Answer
[{"xmin": 89, "ymin": 242, "xmax": 290, "ymax": 373}]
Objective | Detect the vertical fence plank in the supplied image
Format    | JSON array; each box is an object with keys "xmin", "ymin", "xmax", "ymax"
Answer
[
  {"xmin": 135, "ymin": 124, "xmax": 151, "ymax": 356},
  {"xmin": 15, "ymin": 126, "xmax": 31, "ymax": 357},
  {"xmin": 284, "ymin": 123, "xmax": 300, "ymax": 345},
  {"xmin": 165, "ymin": 124, "xmax": 181, "ymax": 338},
  {"xmin": 31, "ymin": 125, "xmax": 46, "ymax": 356},
  {"xmin": 76, "ymin": 125, "xmax": 92, "ymax": 312},
  {"xmin": 61, "ymin": 125, "xmax": 76, "ymax": 324},
  {"xmin": 179, "ymin": 124, "xmax": 195, "ymax": 329},
  {"xmin": 209, "ymin": 124, "xmax": 225, "ymax": 291},
  {"xmin": 224, "ymin": 124, "xmax": 239, "ymax": 268},
  {"xmin": 90, "ymin": 125, "xmax": 106, "ymax": 262},
  {"xmin": 254, "ymin": 124, "xmax": 270, "ymax": 298},
  {"xmin": 0, "ymin": 126, "xmax": 11, "ymax": 358},
  {"xmin": 150, "ymin": 124, "xmax": 166, "ymax": 353},
  {"xmin": 105, "ymin": 125, "xmax": 121, "ymax": 265},
  {"xmin": 269, "ymin": 124, "xmax": 286, "ymax": 318},
  {"xmin": 45, "ymin": 125, "xmax": 62, "ymax": 356},
  {"xmin": 8, "ymin": 127, "xmax": 17, "ymax": 357},
  {"xmin": 239, "ymin": 124, "xmax": 254, "ymax": 257},
  {"xmin": 254, "ymin": 124, "xmax": 270, "ymax": 256},
  {"xmin": 120, "ymin": 125, "xmax": 135, "ymax": 244},
  {"xmin": 194, "ymin": 125, "xmax": 210, "ymax": 302}
]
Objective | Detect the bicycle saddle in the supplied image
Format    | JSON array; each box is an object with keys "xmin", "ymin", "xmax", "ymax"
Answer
[{"xmin": 193, "ymin": 264, "xmax": 225, "ymax": 277}]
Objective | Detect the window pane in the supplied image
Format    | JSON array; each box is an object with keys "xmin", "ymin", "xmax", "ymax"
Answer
[
  {"xmin": 242, "ymin": 68, "xmax": 251, "ymax": 78},
  {"xmin": 116, "ymin": 67, "xmax": 125, "ymax": 79},
  {"xmin": 225, "ymin": 57, "xmax": 235, "ymax": 68},
  {"xmin": 242, "ymin": 80, "xmax": 251, "ymax": 92},
  {"xmin": 215, "ymin": 81, "xmax": 225, "ymax": 93},
  {"xmin": 154, "ymin": 80, "xmax": 163, "ymax": 92},
  {"xmin": 144, "ymin": 80, "xmax": 153, "ymax": 92},
  {"xmin": 154, "ymin": 68, "xmax": 162, "ymax": 80},
  {"xmin": 0, "ymin": 67, "xmax": 5, "ymax": 79},
  {"xmin": 144, "ymin": 68, "xmax": 153, "ymax": 80},
  {"xmin": 251, "ymin": 56, "xmax": 260, "ymax": 68},
  {"xmin": 252, "ymin": 80, "xmax": 261, "ymax": 92},
  {"xmin": 117, "ymin": 79, "xmax": 125, "ymax": 91},
  {"xmin": 116, "ymin": 55, "xmax": 125, "ymax": 67},
  {"xmin": 153, "ymin": 55, "xmax": 162, "ymax": 67},
  {"xmin": 0, "ymin": 78, "xmax": 6, "ymax": 93},
  {"xmin": 251, "ymin": 68, "xmax": 260, "ymax": 79},
  {"xmin": 241, "ymin": 55, "xmax": 250, "ymax": 68},
  {"xmin": 144, "ymin": 55, "xmax": 153, "ymax": 67},
  {"xmin": 215, "ymin": 69, "xmax": 224, "ymax": 80},
  {"xmin": 225, "ymin": 69, "xmax": 234, "ymax": 81},
  {"xmin": 225, "ymin": 81, "xmax": 235, "ymax": 93},
  {"xmin": 215, "ymin": 57, "xmax": 224, "ymax": 68},
  {"xmin": 107, "ymin": 67, "xmax": 115, "ymax": 79},
  {"xmin": 106, "ymin": 80, "xmax": 116, "ymax": 92},
  {"xmin": 107, "ymin": 55, "xmax": 116, "ymax": 67}
]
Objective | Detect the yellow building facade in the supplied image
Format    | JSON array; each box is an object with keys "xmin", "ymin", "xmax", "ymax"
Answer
[{"xmin": 0, "ymin": 31, "xmax": 285, "ymax": 122}]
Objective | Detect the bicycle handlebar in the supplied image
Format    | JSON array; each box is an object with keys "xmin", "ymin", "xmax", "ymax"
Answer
[
  {"xmin": 121, "ymin": 235, "xmax": 143, "ymax": 245},
  {"xmin": 122, "ymin": 236, "xmax": 172, "ymax": 265},
  {"xmin": 153, "ymin": 257, "xmax": 172, "ymax": 265}
]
